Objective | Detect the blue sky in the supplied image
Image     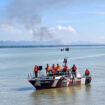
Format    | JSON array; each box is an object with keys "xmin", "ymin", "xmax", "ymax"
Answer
[{"xmin": 0, "ymin": 0, "xmax": 105, "ymax": 44}]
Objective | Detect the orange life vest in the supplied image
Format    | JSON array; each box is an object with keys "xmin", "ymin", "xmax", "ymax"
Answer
[
  {"xmin": 72, "ymin": 65, "xmax": 77, "ymax": 71},
  {"xmin": 52, "ymin": 65, "xmax": 56, "ymax": 73},
  {"xmin": 85, "ymin": 69, "xmax": 90, "ymax": 75},
  {"xmin": 52, "ymin": 69, "xmax": 56, "ymax": 73},
  {"xmin": 57, "ymin": 65, "xmax": 61, "ymax": 70},
  {"xmin": 63, "ymin": 65, "xmax": 68, "ymax": 71},
  {"xmin": 34, "ymin": 66, "xmax": 38, "ymax": 71},
  {"xmin": 46, "ymin": 65, "xmax": 50, "ymax": 71}
]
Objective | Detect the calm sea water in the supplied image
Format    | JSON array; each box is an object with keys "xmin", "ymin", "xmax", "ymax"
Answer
[{"xmin": 0, "ymin": 46, "xmax": 105, "ymax": 105}]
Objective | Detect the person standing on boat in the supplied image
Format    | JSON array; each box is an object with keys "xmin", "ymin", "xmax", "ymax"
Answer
[
  {"xmin": 85, "ymin": 69, "xmax": 90, "ymax": 76},
  {"xmin": 72, "ymin": 64, "xmax": 77, "ymax": 77},
  {"xmin": 63, "ymin": 58, "xmax": 67, "ymax": 66},
  {"xmin": 62, "ymin": 58, "xmax": 68, "ymax": 75},
  {"xmin": 52, "ymin": 64, "xmax": 56, "ymax": 74},
  {"xmin": 34, "ymin": 65, "xmax": 38, "ymax": 78},
  {"xmin": 63, "ymin": 64, "xmax": 68, "ymax": 73},
  {"xmin": 45, "ymin": 64, "xmax": 50, "ymax": 75}
]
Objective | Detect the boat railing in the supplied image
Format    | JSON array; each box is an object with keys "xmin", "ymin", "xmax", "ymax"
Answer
[
  {"xmin": 27, "ymin": 70, "xmax": 83, "ymax": 80},
  {"xmin": 27, "ymin": 72, "xmax": 34, "ymax": 80},
  {"xmin": 27, "ymin": 71, "xmax": 46, "ymax": 80},
  {"xmin": 28, "ymin": 70, "xmax": 73, "ymax": 80}
]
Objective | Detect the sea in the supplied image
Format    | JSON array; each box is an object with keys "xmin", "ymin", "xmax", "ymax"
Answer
[{"xmin": 0, "ymin": 45, "xmax": 105, "ymax": 105}]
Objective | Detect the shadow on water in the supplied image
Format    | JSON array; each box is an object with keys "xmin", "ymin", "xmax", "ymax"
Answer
[
  {"xmin": 12, "ymin": 87, "xmax": 35, "ymax": 91},
  {"xmin": 30, "ymin": 85, "xmax": 91, "ymax": 105}
]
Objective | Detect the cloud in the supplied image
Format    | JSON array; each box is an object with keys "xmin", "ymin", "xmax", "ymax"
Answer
[
  {"xmin": 0, "ymin": 24, "xmax": 19, "ymax": 33},
  {"xmin": 1, "ymin": 0, "xmax": 104, "ymax": 43},
  {"xmin": 1, "ymin": 0, "xmax": 75, "ymax": 42},
  {"xmin": 57, "ymin": 25, "xmax": 77, "ymax": 34},
  {"xmin": 0, "ymin": 23, "xmax": 33, "ymax": 41}
]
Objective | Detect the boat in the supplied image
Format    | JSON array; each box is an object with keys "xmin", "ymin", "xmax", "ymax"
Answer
[
  {"xmin": 28, "ymin": 59, "xmax": 91, "ymax": 90},
  {"xmin": 60, "ymin": 48, "xmax": 70, "ymax": 51},
  {"xmin": 65, "ymin": 48, "xmax": 69, "ymax": 51},
  {"xmin": 60, "ymin": 48, "xmax": 64, "ymax": 51}
]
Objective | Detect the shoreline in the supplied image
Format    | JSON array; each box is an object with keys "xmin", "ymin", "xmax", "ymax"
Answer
[{"xmin": 0, "ymin": 44, "xmax": 105, "ymax": 48}]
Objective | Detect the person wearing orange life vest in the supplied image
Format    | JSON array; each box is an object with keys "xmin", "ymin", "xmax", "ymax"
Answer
[
  {"xmin": 56, "ymin": 64, "xmax": 61, "ymax": 70},
  {"xmin": 72, "ymin": 64, "xmax": 77, "ymax": 77},
  {"xmin": 56, "ymin": 64, "xmax": 61, "ymax": 74},
  {"xmin": 52, "ymin": 64, "xmax": 56, "ymax": 74},
  {"xmin": 63, "ymin": 64, "xmax": 68, "ymax": 72},
  {"xmin": 45, "ymin": 64, "xmax": 50, "ymax": 74},
  {"xmin": 34, "ymin": 65, "xmax": 38, "ymax": 78},
  {"xmin": 85, "ymin": 69, "xmax": 90, "ymax": 76}
]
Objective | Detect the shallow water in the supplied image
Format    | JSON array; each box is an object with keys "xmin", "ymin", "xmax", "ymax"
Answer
[{"xmin": 0, "ymin": 46, "xmax": 105, "ymax": 105}]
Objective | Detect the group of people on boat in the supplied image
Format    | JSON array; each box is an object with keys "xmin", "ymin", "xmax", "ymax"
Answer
[
  {"xmin": 46, "ymin": 64, "xmax": 64, "ymax": 73},
  {"xmin": 34, "ymin": 59, "xmax": 90, "ymax": 78},
  {"xmin": 45, "ymin": 64, "xmax": 77, "ymax": 74}
]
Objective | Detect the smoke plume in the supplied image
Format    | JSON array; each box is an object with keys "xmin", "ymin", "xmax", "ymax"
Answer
[
  {"xmin": 5, "ymin": 0, "xmax": 75, "ymax": 41},
  {"xmin": 30, "ymin": 27, "xmax": 55, "ymax": 41}
]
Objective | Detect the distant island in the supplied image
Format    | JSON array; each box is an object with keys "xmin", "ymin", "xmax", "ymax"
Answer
[{"xmin": 0, "ymin": 41, "xmax": 104, "ymax": 48}]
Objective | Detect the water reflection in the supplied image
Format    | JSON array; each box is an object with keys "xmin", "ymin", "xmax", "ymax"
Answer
[{"xmin": 30, "ymin": 85, "xmax": 91, "ymax": 105}]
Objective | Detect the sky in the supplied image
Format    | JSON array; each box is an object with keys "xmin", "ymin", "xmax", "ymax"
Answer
[{"xmin": 0, "ymin": 0, "xmax": 105, "ymax": 44}]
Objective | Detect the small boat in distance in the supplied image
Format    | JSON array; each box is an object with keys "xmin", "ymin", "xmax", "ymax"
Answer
[
  {"xmin": 28, "ymin": 59, "xmax": 91, "ymax": 90},
  {"xmin": 60, "ymin": 48, "xmax": 70, "ymax": 51},
  {"xmin": 65, "ymin": 48, "xmax": 69, "ymax": 51},
  {"xmin": 60, "ymin": 48, "xmax": 64, "ymax": 51}
]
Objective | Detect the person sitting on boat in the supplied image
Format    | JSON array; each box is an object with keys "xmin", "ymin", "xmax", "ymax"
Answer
[
  {"xmin": 45, "ymin": 64, "xmax": 50, "ymax": 74},
  {"xmin": 52, "ymin": 64, "xmax": 56, "ymax": 74},
  {"xmin": 34, "ymin": 65, "xmax": 38, "ymax": 78},
  {"xmin": 72, "ymin": 64, "xmax": 77, "ymax": 77},
  {"xmin": 56, "ymin": 64, "xmax": 61, "ymax": 71}
]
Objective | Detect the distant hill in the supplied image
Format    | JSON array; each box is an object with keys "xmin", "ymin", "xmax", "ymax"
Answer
[
  {"xmin": 0, "ymin": 41, "xmax": 56, "ymax": 47},
  {"xmin": 0, "ymin": 41, "xmax": 104, "ymax": 47}
]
